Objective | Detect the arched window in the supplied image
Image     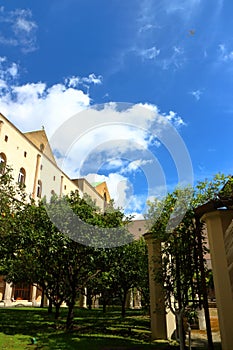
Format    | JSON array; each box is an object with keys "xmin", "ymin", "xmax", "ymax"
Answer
[
  {"xmin": 18, "ymin": 167, "xmax": 26, "ymax": 185},
  {"xmin": 0, "ymin": 152, "xmax": 6, "ymax": 174},
  {"xmin": 37, "ymin": 180, "xmax": 42, "ymax": 198}
]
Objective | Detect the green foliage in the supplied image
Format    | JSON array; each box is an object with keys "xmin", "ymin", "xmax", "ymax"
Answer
[{"xmin": 145, "ymin": 173, "xmax": 232, "ymax": 349}]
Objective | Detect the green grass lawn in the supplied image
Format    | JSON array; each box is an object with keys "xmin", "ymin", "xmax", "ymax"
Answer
[
  {"xmin": 0, "ymin": 306, "xmax": 222, "ymax": 350},
  {"xmin": 0, "ymin": 307, "xmax": 177, "ymax": 350}
]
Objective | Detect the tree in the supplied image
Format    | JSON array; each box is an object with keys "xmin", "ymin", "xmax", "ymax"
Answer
[
  {"xmin": 5, "ymin": 190, "xmax": 133, "ymax": 329},
  {"xmin": 0, "ymin": 165, "xmax": 26, "ymax": 276},
  {"xmin": 145, "ymin": 173, "xmax": 233, "ymax": 350}
]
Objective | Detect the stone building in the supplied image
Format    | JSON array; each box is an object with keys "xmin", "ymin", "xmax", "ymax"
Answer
[{"xmin": 0, "ymin": 112, "xmax": 110, "ymax": 305}]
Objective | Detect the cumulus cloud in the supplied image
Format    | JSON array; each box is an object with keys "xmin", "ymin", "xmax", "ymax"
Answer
[
  {"xmin": 0, "ymin": 58, "xmax": 105, "ymax": 135},
  {"xmin": 85, "ymin": 173, "xmax": 130, "ymax": 210},
  {"xmin": 0, "ymin": 7, "xmax": 38, "ymax": 53},
  {"xmin": 121, "ymin": 159, "xmax": 153, "ymax": 174},
  {"xmin": 0, "ymin": 58, "xmax": 188, "ymax": 216}
]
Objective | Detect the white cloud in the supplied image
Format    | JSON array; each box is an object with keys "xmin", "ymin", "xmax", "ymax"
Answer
[
  {"xmin": 66, "ymin": 73, "xmax": 103, "ymax": 88},
  {"xmin": 85, "ymin": 173, "xmax": 149, "ymax": 215},
  {"xmin": 0, "ymin": 7, "xmax": 38, "ymax": 53},
  {"xmin": 138, "ymin": 23, "xmax": 158, "ymax": 34},
  {"xmin": 0, "ymin": 58, "xmax": 188, "ymax": 215},
  {"xmin": 219, "ymin": 44, "xmax": 233, "ymax": 62},
  {"xmin": 85, "ymin": 173, "xmax": 130, "ymax": 210},
  {"xmin": 190, "ymin": 89, "xmax": 202, "ymax": 101},
  {"xmin": 0, "ymin": 58, "xmax": 97, "ymax": 135},
  {"xmin": 165, "ymin": 0, "xmax": 201, "ymax": 18},
  {"xmin": 162, "ymin": 46, "xmax": 185, "ymax": 70},
  {"xmin": 138, "ymin": 46, "xmax": 160, "ymax": 60},
  {"xmin": 121, "ymin": 159, "xmax": 153, "ymax": 174}
]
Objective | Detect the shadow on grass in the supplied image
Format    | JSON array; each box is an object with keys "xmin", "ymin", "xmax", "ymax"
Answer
[
  {"xmin": 0, "ymin": 307, "xmax": 222, "ymax": 349},
  {"xmin": 0, "ymin": 307, "xmax": 178, "ymax": 349}
]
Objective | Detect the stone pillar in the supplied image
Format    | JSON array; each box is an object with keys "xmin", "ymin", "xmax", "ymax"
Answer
[
  {"xmin": 31, "ymin": 285, "xmax": 37, "ymax": 306},
  {"xmin": 32, "ymin": 154, "xmax": 41, "ymax": 199},
  {"xmin": 144, "ymin": 232, "xmax": 167, "ymax": 339},
  {"xmin": 197, "ymin": 307, "xmax": 206, "ymax": 330},
  {"xmin": 43, "ymin": 294, "xmax": 48, "ymax": 307},
  {"xmin": 134, "ymin": 290, "xmax": 142, "ymax": 309},
  {"xmin": 92, "ymin": 294, "xmax": 100, "ymax": 308},
  {"xmin": 79, "ymin": 288, "xmax": 87, "ymax": 308},
  {"xmin": 4, "ymin": 282, "xmax": 13, "ymax": 306},
  {"xmin": 0, "ymin": 120, "xmax": 4, "ymax": 137},
  {"xmin": 125, "ymin": 289, "xmax": 133, "ymax": 309},
  {"xmin": 60, "ymin": 175, "xmax": 64, "ymax": 197},
  {"xmin": 202, "ymin": 210, "xmax": 233, "ymax": 350}
]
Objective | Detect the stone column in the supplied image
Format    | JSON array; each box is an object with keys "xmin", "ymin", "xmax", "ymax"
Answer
[
  {"xmin": 60, "ymin": 175, "xmax": 64, "ymax": 197},
  {"xmin": 32, "ymin": 154, "xmax": 41, "ymax": 199},
  {"xmin": 43, "ymin": 294, "xmax": 48, "ymax": 307},
  {"xmin": 0, "ymin": 120, "xmax": 4, "ymax": 137},
  {"xmin": 79, "ymin": 288, "xmax": 87, "ymax": 308},
  {"xmin": 31, "ymin": 285, "xmax": 37, "ymax": 306},
  {"xmin": 125, "ymin": 289, "xmax": 133, "ymax": 309},
  {"xmin": 134, "ymin": 290, "xmax": 142, "ymax": 309},
  {"xmin": 4, "ymin": 282, "xmax": 13, "ymax": 306},
  {"xmin": 144, "ymin": 232, "xmax": 167, "ymax": 339},
  {"xmin": 92, "ymin": 294, "xmax": 100, "ymax": 308},
  {"xmin": 202, "ymin": 210, "xmax": 233, "ymax": 350}
]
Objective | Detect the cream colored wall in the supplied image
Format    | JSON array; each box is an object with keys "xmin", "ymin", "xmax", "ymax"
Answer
[
  {"xmin": 0, "ymin": 114, "xmax": 82, "ymax": 202},
  {"xmin": 74, "ymin": 179, "xmax": 106, "ymax": 211},
  {"xmin": 83, "ymin": 181, "xmax": 105, "ymax": 210},
  {"xmin": 94, "ymin": 182, "xmax": 111, "ymax": 202},
  {"xmin": 0, "ymin": 117, "xmax": 38, "ymax": 197}
]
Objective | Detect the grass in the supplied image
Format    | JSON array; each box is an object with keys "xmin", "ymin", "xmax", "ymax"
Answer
[{"xmin": 0, "ymin": 306, "xmax": 221, "ymax": 349}]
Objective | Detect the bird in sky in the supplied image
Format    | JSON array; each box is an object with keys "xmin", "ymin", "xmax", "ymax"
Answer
[{"xmin": 189, "ymin": 29, "xmax": 195, "ymax": 36}]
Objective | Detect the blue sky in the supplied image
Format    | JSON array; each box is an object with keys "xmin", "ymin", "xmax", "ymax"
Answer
[{"xmin": 1, "ymin": 0, "xmax": 233, "ymax": 217}]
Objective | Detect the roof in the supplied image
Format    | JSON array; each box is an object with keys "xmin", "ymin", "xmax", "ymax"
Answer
[
  {"xmin": 24, "ymin": 129, "xmax": 57, "ymax": 165},
  {"xmin": 91, "ymin": 181, "xmax": 104, "ymax": 187}
]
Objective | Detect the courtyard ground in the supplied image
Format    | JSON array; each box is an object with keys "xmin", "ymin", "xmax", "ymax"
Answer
[{"xmin": 0, "ymin": 307, "xmax": 221, "ymax": 349}]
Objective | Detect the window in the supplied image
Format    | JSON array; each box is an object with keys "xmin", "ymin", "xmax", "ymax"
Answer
[
  {"xmin": 53, "ymin": 176, "xmax": 56, "ymax": 181},
  {"xmin": 40, "ymin": 164, "xmax": 43, "ymax": 170},
  {"xmin": 24, "ymin": 151, "xmax": 27, "ymax": 158},
  {"xmin": 37, "ymin": 180, "xmax": 42, "ymax": 198},
  {"xmin": 64, "ymin": 185, "xmax": 67, "ymax": 190},
  {"xmin": 13, "ymin": 283, "xmax": 30, "ymax": 300},
  {"xmin": 0, "ymin": 153, "xmax": 6, "ymax": 174},
  {"xmin": 18, "ymin": 167, "xmax": 26, "ymax": 185},
  {"xmin": 4, "ymin": 135, "xmax": 8, "ymax": 142}
]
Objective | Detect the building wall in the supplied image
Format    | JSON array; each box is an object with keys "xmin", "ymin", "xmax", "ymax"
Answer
[
  {"xmin": 73, "ymin": 178, "xmax": 108, "ymax": 211},
  {"xmin": 0, "ymin": 113, "xmax": 100, "ymax": 202},
  {"xmin": 0, "ymin": 113, "xmax": 110, "ymax": 303}
]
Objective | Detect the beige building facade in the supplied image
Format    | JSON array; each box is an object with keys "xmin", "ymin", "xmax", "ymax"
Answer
[{"xmin": 0, "ymin": 112, "xmax": 110, "ymax": 305}]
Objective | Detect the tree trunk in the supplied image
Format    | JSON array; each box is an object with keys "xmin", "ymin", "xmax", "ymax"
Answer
[
  {"xmin": 121, "ymin": 291, "xmax": 127, "ymax": 317},
  {"xmin": 48, "ymin": 298, "xmax": 53, "ymax": 314},
  {"xmin": 66, "ymin": 300, "xmax": 75, "ymax": 331},
  {"xmin": 87, "ymin": 294, "xmax": 92, "ymax": 309},
  {"xmin": 103, "ymin": 299, "xmax": 107, "ymax": 313},
  {"xmin": 40, "ymin": 288, "xmax": 45, "ymax": 308},
  {"xmin": 55, "ymin": 303, "xmax": 61, "ymax": 319},
  {"xmin": 196, "ymin": 220, "xmax": 214, "ymax": 350},
  {"xmin": 176, "ymin": 310, "xmax": 186, "ymax": 350}
]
